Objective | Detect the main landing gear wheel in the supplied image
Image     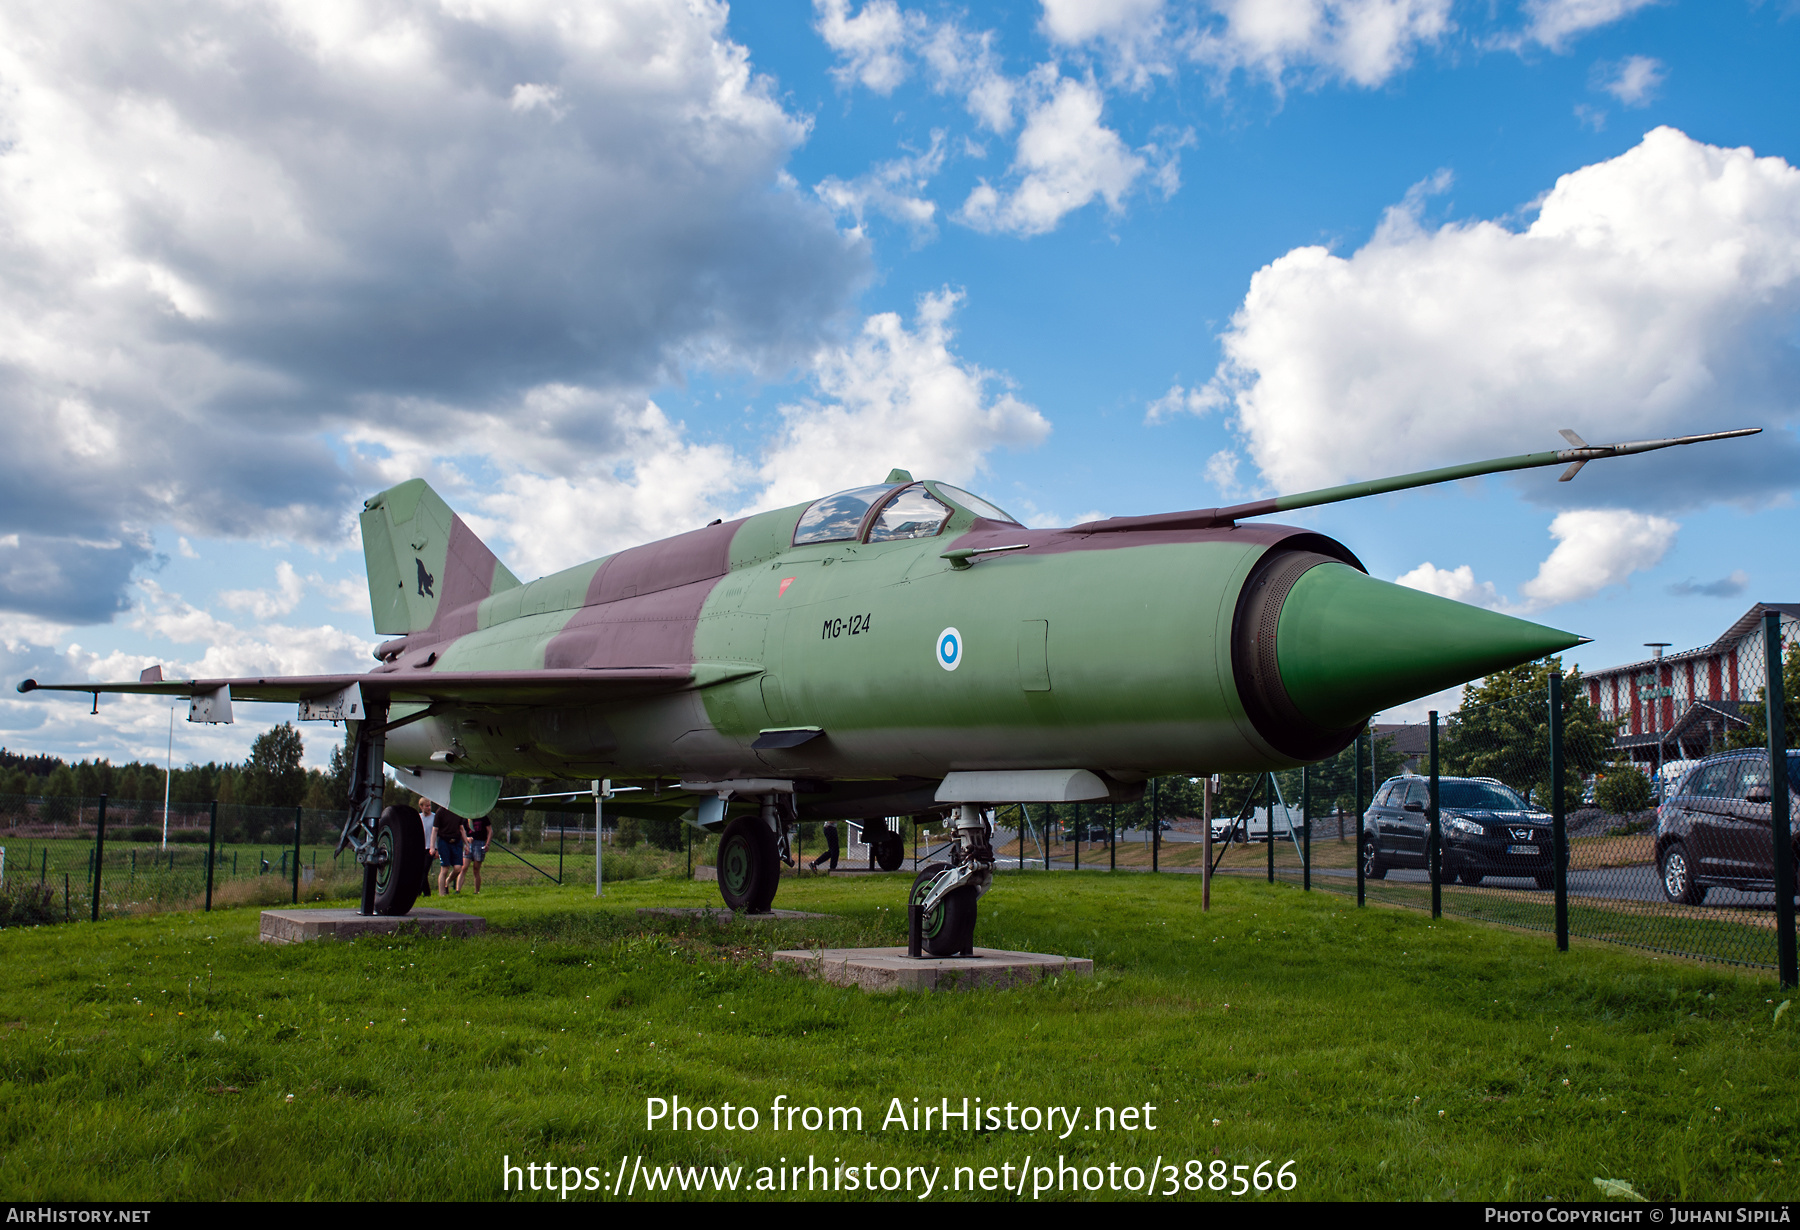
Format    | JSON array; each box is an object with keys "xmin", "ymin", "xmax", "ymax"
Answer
[
  {"xmin": 909, "ymin": 862, "xmax": 977, "ymax": 957},
  {"xmin": 874, "ymin": 836, "xmax": 906, "ymax": 872},
  {"xmin": 718, "ymin": 815, "xmax": 779, "ymax": 913},
  {"xmin": 1361, "ymin": 837, "xmax": 1388, "ymax": 880},
  {"xmin": 373, "ymin": 805, "xmax": 425, "ymax": 916}
]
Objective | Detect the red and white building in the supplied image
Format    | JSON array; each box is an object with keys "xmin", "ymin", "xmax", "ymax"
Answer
[{"xmin": 1583, "ymin": 602, "xmax": 1799, "ymax": 767}]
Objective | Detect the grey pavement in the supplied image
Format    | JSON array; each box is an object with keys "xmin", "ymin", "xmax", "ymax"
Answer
[{"xmin": 1309, "ymin": 863, "xmax": 1785, "ymax": 908}]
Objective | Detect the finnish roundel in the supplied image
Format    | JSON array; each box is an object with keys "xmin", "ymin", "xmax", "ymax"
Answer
[{"xmin": 935, "ymin": 627, "xmax": 963, "ymax": 671}]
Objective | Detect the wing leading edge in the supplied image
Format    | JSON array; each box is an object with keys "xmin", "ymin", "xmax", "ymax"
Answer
[{"xmin": 16, "ymin": 664, "xmax": 719, "ymax": 717}]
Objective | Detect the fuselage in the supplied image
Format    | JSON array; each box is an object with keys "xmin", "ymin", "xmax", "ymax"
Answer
[{"xmin": 380, "ymin": 481, "xmax": 1357, "ymax": 787}]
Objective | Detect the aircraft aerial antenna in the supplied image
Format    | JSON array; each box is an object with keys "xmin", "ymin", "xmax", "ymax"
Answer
[{"xmin": 1072, "ymin": 427, "xmax": 1761, "ymax": 534}]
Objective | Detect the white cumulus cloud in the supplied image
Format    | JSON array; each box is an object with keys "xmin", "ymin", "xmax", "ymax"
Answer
[
  {"xmin": 1191, "ymin": 0, "xmax": 1455, "ymax": 90},
  {"xmin": 1396, "ymin": 508, "xmax": 1678, "ymax": 616},
  {"xmin": 1198, "ymin": 128, "xmax": 1800, "ymax": 510},
  {"xmin": 1518, "ymin": 508, "xmax": 1678, "ymax": 611},
  {"xmin": 1522, "ymin": 0, "xmax": 1661, "ymax": 52},
  {"xmin": 0, "ymin": 0, "xmax": 865, "ymax": 622},
  {"xmin": 1594, "ymin": 54, "xmax": 1665, "ymax": 106},
  {"xmin": 759, "ymin": 289, "xmax": 1052, "ymax": 509},
  {"xmin": 959, "ymin": 70, "xmax": 1174, "ymax": 237},
  {"xmin": 1395, "ymin": 562, "xmax": 1508, "ymax": 610}
]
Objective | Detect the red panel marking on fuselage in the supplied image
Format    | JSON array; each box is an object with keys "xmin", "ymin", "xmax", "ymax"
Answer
[{"xmin": 779, "ymin": 577, "xmax": 794, "ymax": 597}]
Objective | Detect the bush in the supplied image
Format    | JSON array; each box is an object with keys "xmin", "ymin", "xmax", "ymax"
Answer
[
  {"xmin": 1595, "ymin": 766, "xmax": 1653, "ymax": 815},
  {"xmin": 0, "ymin": 883, "xmax": 59, "ymax": 927},
  {"xmin": 522, "ymin": 811, "xmax": 544, "ymax": 852},
  {"xmin": 124, "ymin": 825, "xmax": 161, "ymax": 841},
  {"xmin": 614, "ymin": 816, "xmax": 641, "ymax": 849}
]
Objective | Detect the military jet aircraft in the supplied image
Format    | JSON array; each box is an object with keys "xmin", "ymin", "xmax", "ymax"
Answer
[{"xmin": 17, "ymin": 428, "xmax": 1757, "ymax": 953}]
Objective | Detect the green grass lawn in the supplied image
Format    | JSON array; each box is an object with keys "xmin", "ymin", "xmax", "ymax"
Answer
[{"xmin": 0, "ymin": 871, "xmax": 1795, "ymax": 1202}]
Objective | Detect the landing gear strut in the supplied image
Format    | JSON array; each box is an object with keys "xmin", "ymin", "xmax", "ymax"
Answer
[
  {"xmin": 907, "ymin": 804, "xmax": 994, "ymax": 957},
  {"xmin": 715, "ymin": 793, "xmax": 793, "ymax": 914},
  {"xmin": 334, "ymin": 698, "xmax": 424, "ymax": 917}
]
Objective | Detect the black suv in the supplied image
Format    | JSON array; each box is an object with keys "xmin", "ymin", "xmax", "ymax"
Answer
[
  {"xmin": 1654, "ymin": 750, "xmax": 1800, "ymax": 905},
  {"xmin": 1362, "ymin": 775, "xmax": 1555, "ymax": 888}
]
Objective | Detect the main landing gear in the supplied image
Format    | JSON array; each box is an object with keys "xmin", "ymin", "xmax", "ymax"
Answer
[
  {"xmin": 334, "ymin": 698, "xmax": 425, "ymax": 917},
  {"xmin": 716, "ymin": 794, "xmax": 793, "ymax": 914},
  {"xmin": 907, "ymin": 804, "xmax": 994, "ymax": 957}
]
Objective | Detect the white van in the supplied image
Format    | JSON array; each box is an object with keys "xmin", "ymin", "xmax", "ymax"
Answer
[{"xmin": 1211, "ymin": 804, "xmax": 1305, "ymax": 843}]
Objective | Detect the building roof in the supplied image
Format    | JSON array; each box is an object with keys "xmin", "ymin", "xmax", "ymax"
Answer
[{"xmin": 1584, "ymin": 602, "xmax": 1798, "ymax": 681}]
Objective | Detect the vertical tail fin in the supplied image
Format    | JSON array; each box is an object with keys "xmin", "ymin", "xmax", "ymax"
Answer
[{"xmin": 361, "ymin": 479, "xmax": 520, "ymax": 636}]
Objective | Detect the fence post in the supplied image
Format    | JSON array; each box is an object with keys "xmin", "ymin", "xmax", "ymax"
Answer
[
  {"xmin": 1110, "ymin": 803, "xmax": 1116, "ymax": 872},
  {"xmin": 292, "ymin": 806, "xmax": 302, "ymax": 904},
  {"xmin": 204, "ymin": 800, "xmax": 218, "ymax": 912},
  {"xmin": 1429, "ymin": 712, "xmax": 1441, "ymax": 920},
  {"xmin": 1551, "ymin": 671, "xmax": 1569, "ymax": 953},
  {"xmin": 1074, "ymin": 803, "xmax": 1080, "ymax": 872},
  {"xmin": 1046, "ymin": 802, "xmax": 1053, "ymax": 871},
  {"xmin": 1302, "ymin": 765, "xmax": 1311, "ymax": 892},
  {"xmin": 1151, "ymin": 782, "xmax": 1160, "ymax": 873},
  {"xmin": 91, "ymin": 794, "xmax": 108, "ymax": 922},
  {"xmin": 1764, "ymin": 611, "xmax": 1797, "ymax": 989},
  {"xmin": 1266, "ymin": 773, "xmax": 1274, "ymax": 884},
  {"xmin": 1356, "ymin": 727, "xmax": 1367, "ymax": 907}
]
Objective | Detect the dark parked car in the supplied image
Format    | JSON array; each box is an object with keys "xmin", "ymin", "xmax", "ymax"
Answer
[
  {"xmin": 1654, "ymin": 750, "xmax": 1800, "ymax": 905},
  {"xmin": 1361, "ymin": 775, "xmax": 1555, "ymax": 888}
]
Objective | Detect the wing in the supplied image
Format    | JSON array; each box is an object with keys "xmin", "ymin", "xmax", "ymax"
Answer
[{"xmin": 15, "ymin": 665, "xmax": 736, "ymax": 711}]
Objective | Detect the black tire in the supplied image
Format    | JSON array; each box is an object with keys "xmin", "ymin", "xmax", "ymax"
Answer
[
  {"xmin": 1457, "ymin": 868, "xmax": 1484, "ymax": 886},
  {"xmin": 1659, "ymin": 842, "xmax": 1706, "ymax": 906},
  {"xmin": 1533, "ymin": 870, "xmax": 1554, "ymax": 890},
  {"xmin": 909, "ymin": 862, "xmax": 977, "ymax": 956},
  {"xmin": 1361, "ymin": 837, "xmax": 1388, "ymax": 880},
  {"xmin": 373, "ymin": 805, "xmax": 425, "ymax": 916},
  {"xmin": 875, "ymin": 837, "xmax": 906, "ymax": 872},
  {"xmin": 718, "ymin": 816, "xmax": 779, "ymax": 913}
]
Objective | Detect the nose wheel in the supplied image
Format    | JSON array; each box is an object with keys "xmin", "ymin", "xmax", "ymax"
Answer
[
  {"xmin": 909, "ymin": 862, "xmax": 977, "ymax": 956},
  {"xmin": 905, "ymin": 804, "xmax": 993, "ymax": 958}
]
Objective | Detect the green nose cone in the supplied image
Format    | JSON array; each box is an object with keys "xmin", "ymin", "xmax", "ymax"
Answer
[{"xmin": 1277, "ymin": 562, "xmax": 1582, "ymax": 730}]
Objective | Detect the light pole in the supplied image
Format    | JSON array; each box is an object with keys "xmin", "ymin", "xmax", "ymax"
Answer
[{"xmin": 161, "ymin": 705, "xmax": 175, "ymax": 851}]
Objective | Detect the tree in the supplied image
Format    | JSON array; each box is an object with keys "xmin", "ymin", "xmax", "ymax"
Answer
[
  {"xmin": 1443, "ymin": 657, "xmax": 1615, "ymax": 807},
  {"xmin": 1594, "ymin": 762, "xmax": 1652, "ymax": 814},
  {"xmin": 245, "ymin": 723, "xmax": 307, "ymax": 807},
  {"xmin": 1728, "ymin": 638, "xmax": 1799, "ymax": 752}
]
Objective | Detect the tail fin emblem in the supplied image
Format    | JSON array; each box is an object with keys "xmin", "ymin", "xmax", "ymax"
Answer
[{"xmin": 415, "ymin": 558, "xmax": 435, "ymax": 597}]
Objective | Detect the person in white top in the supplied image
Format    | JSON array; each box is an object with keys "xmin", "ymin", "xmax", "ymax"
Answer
[{"xmin": 417, "ymin": 798, "xmax": 437, "ymax": 898}]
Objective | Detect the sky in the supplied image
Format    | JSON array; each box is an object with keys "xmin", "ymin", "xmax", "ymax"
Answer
[{"xmin": 1, "ymin": 0, "xmax": 1797, "ymax": 771}]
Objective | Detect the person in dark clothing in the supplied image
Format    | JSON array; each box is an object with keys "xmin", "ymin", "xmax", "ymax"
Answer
[
  {"xmin": 434, "ymin": 807, "xmax": 467, "ymax": 894},
  {"xmin": 810, "ymin": 819, "xmax": 840, "ymax": 872},
  {"xmin": 464, "ymin": 812, "xmax": 492, "ymax": 893}
]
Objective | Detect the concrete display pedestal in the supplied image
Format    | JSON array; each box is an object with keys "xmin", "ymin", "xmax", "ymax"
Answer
[
  {"xmin": 773, "ymin": 947, "xmax": 1092, "ymax": 992},
  {"xmin": 637, "ymin": 907, "xmax": 834, "ymax": 922},
  {"xmin": 260, "ymin": 907, "xmax": 487, "ymax": 944}
]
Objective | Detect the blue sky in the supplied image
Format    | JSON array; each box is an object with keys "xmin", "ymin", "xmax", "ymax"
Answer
[{"xmin": 1, "ymin": 0, "xmax": 1796, "ymax": 769}]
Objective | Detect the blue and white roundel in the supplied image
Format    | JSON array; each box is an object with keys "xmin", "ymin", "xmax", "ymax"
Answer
[{"xmin": 935, "ymin": 627, "xmax": 963, "ymax": 672}]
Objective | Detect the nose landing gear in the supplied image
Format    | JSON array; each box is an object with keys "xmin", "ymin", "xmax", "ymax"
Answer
[{"xmin": 907, "ymin": 804, "xmax": 994, "ymax": 957}]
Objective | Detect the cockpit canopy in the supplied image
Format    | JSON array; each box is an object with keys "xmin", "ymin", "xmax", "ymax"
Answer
[{"xmin": 792, "ymin": 482, "xmax": 1019, "ymax": 547}]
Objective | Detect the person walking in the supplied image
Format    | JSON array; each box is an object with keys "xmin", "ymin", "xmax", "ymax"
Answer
[
  {"xmin": 809, "ymin": 819, "xmax": 840, "ymax": 872},
  {"xmin": 464, "ymin": 811, "xmax": 491, "ymax": 893},
  {"xmin": 434, "ymin": 806, "xmax": 467, "ymax": 895}
]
